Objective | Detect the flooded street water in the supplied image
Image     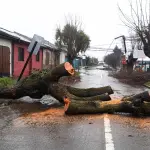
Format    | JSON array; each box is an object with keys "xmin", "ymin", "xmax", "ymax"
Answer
[
  {"xmin": 0, "ymin": 67, "xmax": 150, "ymax": 150},
  {"xmin": 74, "ymin": 67, "xmax": 147, "ymax": 97}
]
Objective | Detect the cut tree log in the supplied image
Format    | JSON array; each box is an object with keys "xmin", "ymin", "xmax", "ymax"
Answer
[
  {"xmin": 0, "ymin": 62, "xmax": 113, "ymax": 104},
  {"xmin": 67, "ymin": 86, "xmax": 113, "ymax": 97},
  {"xmin": 0, "ymin": 62, "xmax": 75, "ymax": 99},
  {"xmin": 67, "ymin": 93, "xmax": 111, "ymax": 101},
  {"xmin": 47, "ymin": 83, "xmax": 112, "ymax": 103},
  {"xmin": 64, "ymin": 99, "xmax": 132, "ymax": 115},
  {"xmin": 64, "ymin": 98, "xmax": 150, "ymax": 115},
  {"xmin": 122, "ymin": 91, "xmax": 150, "ymax": 102},
  {"xmin": 64, "ymin": 91, "xmax": 150, "ymax": 115},
  {"xmin": 4, "ymin": 62, "xmax": 150, "ymax": 116}
]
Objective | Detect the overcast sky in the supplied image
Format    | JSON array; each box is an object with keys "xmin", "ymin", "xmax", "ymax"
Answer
[{"xmin": 0, "ymin": 0, "xmax": 130, "ymax": 60}]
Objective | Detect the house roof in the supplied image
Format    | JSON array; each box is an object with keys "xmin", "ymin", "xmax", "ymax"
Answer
[
  {"xmin": 43, "ymin": 40, "xmax": 57, "ymax": 50},
  {"xmin": 0, "ymin": 27, "xmax": 58, "ymax": 50},
  {"xmin": 0, "ymin": 28, "xmax": 31, "ymax": 43},
  {"xmin": 133, "ymin": 49, "xmax": 146, "ymax": 59}
]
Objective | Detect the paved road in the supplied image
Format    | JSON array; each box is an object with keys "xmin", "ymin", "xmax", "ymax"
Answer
[{"xmin": 0, "ymin": 67, "xmax": 150, "ymax": 150}]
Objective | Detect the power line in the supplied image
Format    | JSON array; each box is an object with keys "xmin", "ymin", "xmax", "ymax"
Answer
[
  {"xmin": 87, "ymin": 39, "xmax": 116, "ymax": 54},
  {"xmin": 89, "ymin": 41, "xmax": 132, "ymax": 50},
  {"xmin": 87, "ymin": 35, "xmax": 136, "ymax": 54}
]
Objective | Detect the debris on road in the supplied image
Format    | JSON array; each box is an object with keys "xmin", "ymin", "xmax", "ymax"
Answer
[
  {"xmin": 64, "ymin": 91, "xmax": 150, "ymax": 116},
  {"xmin": 0, "ymin": 63, "xmax": 150, "ymax": 117}
]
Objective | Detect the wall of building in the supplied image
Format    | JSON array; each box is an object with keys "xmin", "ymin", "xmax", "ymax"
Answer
[
  {"xmin": 60, "ymin": 51, "xmax": 67, "ymax": 64},
  {"xmin": 43, "ymin": 49, "xmax": 56, "ymax": 69},
  {"xmin": 0, "ymin": 38, "xmax": 12, "ymax": 76},
  {"xmin": 13, "ymin": 43, "xmax": 29, "ymax": 77},
  {"xmin": 55, "ymin": 52, "xmax": 60, "ymax": 66},
  {"xmin": 31, "ymin": 50, "xmax": 43, "ymax": 70},
  {"xmin": 13, "ymin": 43, "xmax": 43, "ymax": 77}
]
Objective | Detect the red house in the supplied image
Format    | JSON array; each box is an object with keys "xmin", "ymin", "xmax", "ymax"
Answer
[
  {"xmin": 0, "ymin": 28, "xmax": 59, "ymax": 77},
  {"xmin": 0, "ymin": 27, "xmax": 65, "ymax": 78},
  {"xmin": 13, "ymin": 42, "xmax": 43, "ymax": 77},
  {"xmin": 0, "ymin": 28, "xmax": 43, "ymax": 77}
]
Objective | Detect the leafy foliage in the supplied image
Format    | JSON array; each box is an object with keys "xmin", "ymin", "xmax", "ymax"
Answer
[
  {"xmin": 118, "ymin": 0, "xmax": 150, "ymax": 58},
  {"xmin": 104, "ymin": 46, "xmax": 123, "ymax": 69},
  {"xmin": 86, "ymin": 56, "xmax": 99, "ymax": 66},
  {"xmin": 55, "ymin": 20, "xmax": 90, "ymax": 63},
  {"xmin": 18, "ymin": 68, "xmax": 51, "ymax": 87}
]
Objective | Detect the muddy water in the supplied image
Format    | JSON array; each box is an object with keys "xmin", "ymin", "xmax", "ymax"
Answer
[
  {"xmin": 0, "ymin": 67, "xmax": 150, "ymax": 150},
  {"xmin": 74, "ymin": 67, "xmax": 148, "ymax": 98}
]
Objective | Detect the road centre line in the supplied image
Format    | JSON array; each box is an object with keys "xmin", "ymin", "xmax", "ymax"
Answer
[{"xmin": 104, "ymin": 115, "xmax": 115, "ymax": 150}]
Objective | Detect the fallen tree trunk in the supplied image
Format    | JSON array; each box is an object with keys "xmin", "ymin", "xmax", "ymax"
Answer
[
  {"xmin": 122, "ymin": 91, "xmax": 150, "ymax": 102},
  {"xmin": 67, "ymin": 93, "xmax": 111, "ymax": 101},
  {"xmin": 67, "ymin": 86, "xmax": 113, "ymax": 97},
  {"xmin": 0, "ymin": 62, "xmax": 113, "ymax": 104},
  {"xmin": 0, "ymin": 62, "xmax": 75, "ymax": 99},
  {"xmin": 1, "ymin": 62, "xmax": 150, "ymax": 116},
  {"xmin": 47, "ymin": 83, "xmax": 112, "ymax": 103},
  {"xmin": 64, "ymin": 99, "xmax": 132, "ymax": 114},
  {"xmin": 64, "ymin": 99, "xmax": 150, "ymax": 115},
  {"xmin": 64, "ymin": 91, "xmax": 150, "ymax": 115},
  {"xmin": 1, "ymin": 61, "xmax": 150, "ymax": 117}
]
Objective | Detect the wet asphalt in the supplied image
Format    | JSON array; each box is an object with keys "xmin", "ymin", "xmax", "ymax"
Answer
[{"xmin": 0, "ymin": 67, "xmax": 150, "ymax": 150}]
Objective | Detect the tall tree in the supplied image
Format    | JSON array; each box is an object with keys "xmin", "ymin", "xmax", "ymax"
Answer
[
  {"xmin": 104, "ymin": 46, "xmax": 123, "ymax": 69},
  {"xmin": 86, "ymin": 56, "xmax": 99, "ymax": 66},
  {"xmin": 118, "ymin": 0, "xmax": 150, "ymax": 58},
  {"xmin": 55, "ymin": 20, "xmax": 90, "ymax": 64}
]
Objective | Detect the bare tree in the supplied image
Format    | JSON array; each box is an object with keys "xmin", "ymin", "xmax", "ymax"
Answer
[
  {"xmin": 128, "ymin": 29, "xmax": 137, "ymax": 51},
  {"xmin": 118, "ymin": 0, "xmax": 150, "ymax": 57}
]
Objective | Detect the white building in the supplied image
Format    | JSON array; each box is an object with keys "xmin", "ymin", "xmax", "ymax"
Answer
[{"xmin": 60, "ymin": 49, "xmax": 67, "ymax": 64}]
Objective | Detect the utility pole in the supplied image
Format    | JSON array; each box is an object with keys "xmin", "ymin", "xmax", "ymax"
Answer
[
  {"xmin": 115, "ymin": 35, "xmax": 127, "ymax": 71},
  {"xmin": 115, "ymin": 35, "xmax": 127, "ymax": 54}
]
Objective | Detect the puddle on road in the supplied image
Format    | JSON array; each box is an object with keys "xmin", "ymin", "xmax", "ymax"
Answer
[{"xmin": 74, "ymin": 67, "xmax": 148, "ymax": 97}]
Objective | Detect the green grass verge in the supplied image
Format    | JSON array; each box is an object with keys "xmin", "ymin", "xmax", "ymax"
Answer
[{"xmin": 0, "ymin": 77, "xmax": 16, "ymax": 88}]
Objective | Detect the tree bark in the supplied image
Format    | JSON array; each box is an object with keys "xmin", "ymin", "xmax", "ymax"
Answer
[
  {"xmin": 47, "ymin": 83, "xmax": 112, "ymax": 103},
  {"xmin": 64, "ymin": 99, "xmax": 150, "ymax": 115},
  {"xmin": 0, "ymin": 62, "xmax": 75, "ymax": 100},
  {"xmin": 67, "ymin": 86, "xmax": 113, "ymax": 97},
  {"xmin": 64, "ymin": 100, "xmax": 132, "ymax": 115},
  {"xmin": 0, "ymin": 62, "xmax": 112, "ymax": 104},
  {"xmin": 122, "ymin": 91, "xmax": 150, "ymax": 102},
  {"xmin": 64, "ymin": 91, "xmax": 150, "ymax": 115},
  {"xmin": 127, "ymin": 62, "xmax": 134, "ymax": 74},
  {"xmin": 67, "ymin": 93, "xmax": 111, "ymax": 101},
  {"xmin": 2, "ymin": 62, "xmax": 150, "ymax": 117}
]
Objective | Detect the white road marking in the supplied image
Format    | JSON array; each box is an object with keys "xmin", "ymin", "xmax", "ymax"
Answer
[{"xmin": 104, "ymin": 115, "xmax": 115, "ymax": 150}]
